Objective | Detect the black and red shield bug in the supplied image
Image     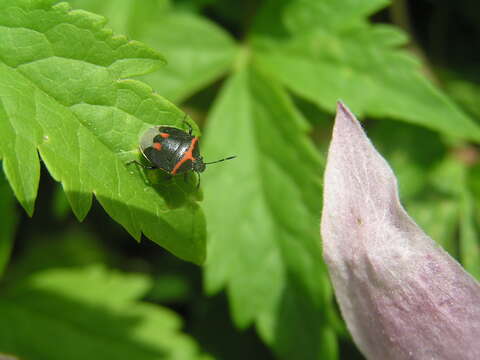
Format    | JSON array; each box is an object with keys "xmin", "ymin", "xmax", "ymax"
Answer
[{"xmin": 129, "ymin": 120, "xmax": 235, "ymax": 188}]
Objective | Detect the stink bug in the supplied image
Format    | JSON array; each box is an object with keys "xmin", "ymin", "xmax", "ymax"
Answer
[{"xmin": 129, "ymin": 120, "xmax": 235, "ymax": 188}]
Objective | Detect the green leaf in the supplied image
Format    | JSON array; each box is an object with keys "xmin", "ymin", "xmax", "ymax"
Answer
[
  {"xmin": 137, "ymin": 11, "xmax": 237, "ymax": 102},
  {"xmin": 0, "ymin": 169, "xmax": 17, "ymax": 277},
  {"xmin": 252, "ymin": 0, "xmax": 480, "ymax": 141},
  {"xmin": 0, "ymin": 0, "xmax": 205, "ymax": 264},
  {"xmin": 0, "ymin": 266, "xmax": 204, "ymax": 360},
  {"xmin": 468, "ymin": 161, "xmax": 480, "ymax": 269},
  {"xmin": 407, "ymin": 198, "xmax": 459, "ymax": 256},
  {"xmin": 5, "ymin": 229, "xmax": 110, "ymax": 282},
  {"xmin": 369, "ymin": 120, "xmax": 446, "ymax": 200},
  {"xmin": 444, "ymin": 74, "xmax": 480, "ymax": 120},
  {"xmin": 253, "ymin": 0, "xmax": 389, "ymax": 35},
  {"xmin": 411, "ymin": 156, "xmax": 480, "ymax": 279},
  {"xmin": 406, "ymin": 158, "xmax": 464, "ymax": 260},
  {"xmin": 202, "ymin": 64, "xmax": 336, "ymax": 360},
  {"xmin": 68, "ymin": 0, "xmax": 238, "ymax": 102},
  {"xmin": 459, "ymin": 187, "xmax": 480, "ymax": 281},
  {"xmin": 65, "ymin": 0, "xmax": 170, "ymax": 39},
  {"xmin": 146, "ymin": 274, "xmax": 191, "ymax": 303}
]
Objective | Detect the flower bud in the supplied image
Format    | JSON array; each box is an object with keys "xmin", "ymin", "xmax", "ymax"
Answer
[{"xmin": 321, "ymin": 102, "xmax": 480, "ymax": 360}]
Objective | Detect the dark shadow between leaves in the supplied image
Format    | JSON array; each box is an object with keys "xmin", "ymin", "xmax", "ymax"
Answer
[{"xmin": 59, "ymin": 186, "xmax": 206, "ymax": 265}]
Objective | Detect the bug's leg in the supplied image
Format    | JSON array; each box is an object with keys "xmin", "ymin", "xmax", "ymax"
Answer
[
  {"xmin": 126, "ymin": 160, "xmax": 156, "ymax": 170},
  {"xmin": 182, "ymin": 114, "xmax": 193, "ymax": 135}
]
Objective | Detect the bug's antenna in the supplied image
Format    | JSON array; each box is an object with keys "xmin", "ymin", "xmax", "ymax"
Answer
[{"xmin": 204, "ymin": 156, "xmax": 237, "ymax": 165}]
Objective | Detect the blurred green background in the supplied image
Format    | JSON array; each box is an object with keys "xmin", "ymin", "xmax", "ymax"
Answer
[{"xmin": 1, "ymin": 0, "xmax": 479, "ymax": 359}]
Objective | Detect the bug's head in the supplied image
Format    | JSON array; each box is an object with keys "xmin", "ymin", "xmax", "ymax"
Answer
[
  {"xmin": 192, "ymin": 157, "xmax": 206, "ymax": 173},
  {"xmin": 193, "ymin": 155, "xmax": 237, "ymax": 174}
]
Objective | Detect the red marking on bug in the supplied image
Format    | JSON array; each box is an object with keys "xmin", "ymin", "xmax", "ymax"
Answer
[
  {"xmin": 153, "ymin": 142, "xmax": 162, "ymax": 150},
  {"xmin": 172, "ymin": 137, "xmax": 198, "ymax": 175},
  {"xmin": 160, "ymin": 133, "xmax": 170, "ymax": 138}
]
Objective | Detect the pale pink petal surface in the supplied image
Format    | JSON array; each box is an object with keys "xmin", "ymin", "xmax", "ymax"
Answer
[{"xmin": 321, "ymin": 102, "xmax": 480, "ymax": 360}]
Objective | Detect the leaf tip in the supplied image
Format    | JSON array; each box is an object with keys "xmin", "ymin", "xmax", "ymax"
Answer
[{"xmin": 22, "ymin": 201, "xmax": 35, "ymax": 218}]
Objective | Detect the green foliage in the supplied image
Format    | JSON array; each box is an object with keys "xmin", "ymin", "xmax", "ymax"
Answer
[
  {"xmin": 68, "ymin": 0, "xmax": 238, "ymax": 103},
  {"xmin": 5, "ymin": 229, "xmax": 110, "ymax": 282},
  {"xmin": 429, "ymin": 158, "xmax": 480, "ymax": 280},
  {"xmin": 0, "ymin": 266, "xmax": 204, "ymax": 360},
  {"xmin": 252, "ymin": 0, "xmax": 480, "ymax": 141},
  {"xmin": 137, "ymin": 10, "xmax": 237, "ymax": 102},
  {"xmin": 202, "ymin": 65, "xmax": 336, "ymax": 359},
  {"xmin": 1, "ymin": 0, "xmax": 480, "ymax": 359}
]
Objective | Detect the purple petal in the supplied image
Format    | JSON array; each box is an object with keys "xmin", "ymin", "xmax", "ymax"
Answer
[{"xmin": 321, "ymin": 102, "xmax": 480, "ymax": 360}]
